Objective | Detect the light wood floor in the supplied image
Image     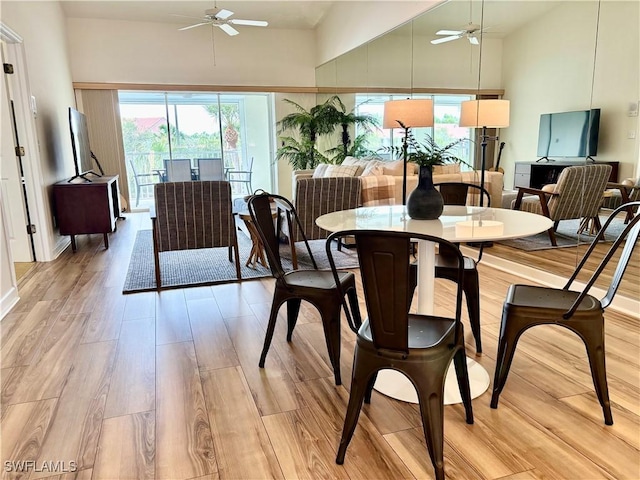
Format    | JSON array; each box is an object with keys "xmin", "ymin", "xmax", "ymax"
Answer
[{"xmin": 1, "ymin": 212, "xmax": 639, "ymax": 480}]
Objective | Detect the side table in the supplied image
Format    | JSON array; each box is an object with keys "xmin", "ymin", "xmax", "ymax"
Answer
[{"xmin": 238, "ymin": 211, "xmax": 276, "ymax": 268}]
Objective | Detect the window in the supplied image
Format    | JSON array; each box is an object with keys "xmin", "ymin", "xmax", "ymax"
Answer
[
  {"xmin": 355, "ymin": 94, "xmax": 473, "ymax": 168},
  {"xmin": 119, "ymin": 91, "xmax": 273, "ymax": 210}
]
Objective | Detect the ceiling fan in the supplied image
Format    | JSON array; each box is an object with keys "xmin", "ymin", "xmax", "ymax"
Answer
[
  {"xmin": 431, "ymin": 23, "xmax": 483, "ymax": 45},
  {"xmin": 174, "ymin": 7, "xmax": 268, "ymax": 36}
]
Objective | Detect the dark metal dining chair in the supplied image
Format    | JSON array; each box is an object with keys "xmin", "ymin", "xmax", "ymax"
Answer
[
  {"xmin": 326, "ymin": 229, "xmax": 473, "ymax": 480},
  {"xmin": 409, "ymin": 182, "xmax": 491, "ymax": 353},
  {"xmin": 247, "ymin": 192, "xmax": 361, "ymax": 386},
  {"xmin": 491, "ymin": 201, "xmax": 640, "ymax": 425}
]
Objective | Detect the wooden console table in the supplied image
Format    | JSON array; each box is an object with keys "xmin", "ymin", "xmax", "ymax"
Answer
[
  {"xmin": 515, "ymin": 160, "xmax": 618, "ymax": 189},
  {"xmin": 53, "ymin": 175, "xmax": 121, "ymax": 252}
]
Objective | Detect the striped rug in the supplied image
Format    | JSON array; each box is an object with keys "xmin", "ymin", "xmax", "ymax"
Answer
[{"xmin": 123, "ymin": 230, "xmax": 359, "ymax": 294}]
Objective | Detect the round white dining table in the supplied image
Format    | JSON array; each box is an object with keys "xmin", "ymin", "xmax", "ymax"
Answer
[{"xmin": 316, "ymin": 205, "xmax": 554, "ymax": 405}]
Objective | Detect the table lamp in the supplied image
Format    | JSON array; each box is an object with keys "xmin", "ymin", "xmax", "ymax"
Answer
[
  {"xmin": 459, "ymin": 99, "xmax": 510, "ymax": 206},
  {"xmin": 383, "ymin": 99, "xmax": 434, "ymax": 205}
]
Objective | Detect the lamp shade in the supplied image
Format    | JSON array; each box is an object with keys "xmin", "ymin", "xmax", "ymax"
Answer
[
  {"xmin": 459, "ymin": 99, "xmax": 510, "ymax": 128},
  {"xmin": 383, "ymin": 99, "xmax": 434, "ymax": 129}
]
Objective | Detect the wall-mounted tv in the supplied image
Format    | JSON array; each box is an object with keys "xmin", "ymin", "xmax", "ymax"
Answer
[{"xmin": 536, "ymin": 108, "xmax": 600, "ymax": 159}]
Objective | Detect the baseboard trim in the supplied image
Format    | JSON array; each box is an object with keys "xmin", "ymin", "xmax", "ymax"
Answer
[
  {"xmin": 52, "ymin": 236, "xmax": 71, "ymax": 259},
  {"xmin": 1, "ymin": 286, "xmax": 20, "ymax": 320},
  {"xmin": 476, "ymin": 248, "xmax": 639, "ymax": 318}
]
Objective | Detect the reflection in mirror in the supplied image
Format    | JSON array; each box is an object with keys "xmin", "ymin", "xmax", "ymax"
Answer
[{"xmin": 315, "ymin": 1, "xmax": 638, "ymax": 302}]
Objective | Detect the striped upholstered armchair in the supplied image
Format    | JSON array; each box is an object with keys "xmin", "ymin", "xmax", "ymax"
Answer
[
  {"xmin": 152, "ymin": 181, "xmax": 241, "ymax": 289},
  {"xmin": 513, "ymin": 164, "xmax": 612, "ymax": 246},
  {"xmin": 290, "ymin": 177, "xmax": 362, "ymax": 243}
]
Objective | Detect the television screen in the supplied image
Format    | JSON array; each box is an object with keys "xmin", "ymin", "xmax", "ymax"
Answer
[
  {"xmin": 536, "ymin": 109, "xmax": 600, "ymax": 158},
  {"xmin": 69, "ymin": 107, "xmax": 92, "ymax": 176}
]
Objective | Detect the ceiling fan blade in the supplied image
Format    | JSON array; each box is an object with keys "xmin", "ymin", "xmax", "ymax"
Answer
[
  {"xmin": 219, "ymin": 23, "xmax": 240, "ymax": 36},
  {"xmin": 216, "ymin": 9, "xmax": 234, "ymax": 20},
  {"xmin": 431, "ymin": 35, "xmax": 462, "ymax": 45},
  {"xmin": 468, "ymin": 36, "xmax": 479, "ymax": 45},
  {"xmin": 229, "ymin": 19, "xmax": 268, "ymax": 27},
  {"xmin": 436, "ymin": 29, "xmax": 464, "ymax": 35},
  {"xmin": 179, "ymin": 22, "xmax": 211, "ymax": 31}
]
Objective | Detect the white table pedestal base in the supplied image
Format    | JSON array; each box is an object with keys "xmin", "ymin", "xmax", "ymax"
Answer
[{"xmin": 373, "ymin": 357, "xmax": 490, "ymax": 405}]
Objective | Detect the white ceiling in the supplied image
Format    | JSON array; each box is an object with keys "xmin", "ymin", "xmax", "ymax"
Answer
[
  {"xmin": 60, "ymin": 0, "xmax": 564, "ymax": 39},
  {"xmin": 60, "ymin": 1, "xmax": 336, "ymax": 30}
]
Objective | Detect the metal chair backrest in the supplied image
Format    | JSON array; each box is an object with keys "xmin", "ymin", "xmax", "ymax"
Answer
[
  {"xmin": 197, "ymin": 158, "xmax": 225, "ymax": 181},
  {"xmin": 164, "ymin": 158, "xmax": 192, "ymax": 182},
  {"xmin": 435, "ymin": 182, "xmax": 491, "ymax": 208},
  {"xmin": 326, "ymin": 229, "xmax": 465, "ymax": 354},
  {"xmin": 564, "ymin": 201, "xmax": 640, "ymax": 317},
  {"xmin": 247, "ymin": 192, "xmax": 318, "ymax": 281},
  {"xmin": 435, "ymin": 182, "xmax": 491, "ymax": 261}
]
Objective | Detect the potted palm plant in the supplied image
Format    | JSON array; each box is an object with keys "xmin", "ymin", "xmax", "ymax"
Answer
[
  {"xmin": 276, "ymin": 98, "xmax": 339, "ymax": 170},
  {"xmin": 392, "ymin": 132, "xmax": 468, "ymax": 219}
]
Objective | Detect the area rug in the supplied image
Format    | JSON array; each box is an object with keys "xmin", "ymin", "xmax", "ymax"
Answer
[
  {"xmin": 122, "ymin": 230, "xmax": 359, "ymax": 294},
  {"xmin": 497, "ymin": 216, "xmax": 625, "ymax": 252}
]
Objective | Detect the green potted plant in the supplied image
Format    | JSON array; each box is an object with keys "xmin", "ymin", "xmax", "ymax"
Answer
[
  {"xmin": 276, "ymin": 98, "xmax": 338, "ymax": 170},
  {"xmin": 390, "ymin": 132, "xmax": 469, "ymax": 219}
]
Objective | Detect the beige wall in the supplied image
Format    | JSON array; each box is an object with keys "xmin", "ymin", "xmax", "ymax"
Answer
[
  {"xmin": 67, "ymin": 17, "xmax": 317, "ymax": 87},
  {"xmin": 500, "ymin": 1, "xmax": 639, "ymax": 189},
  {"xmin": 315, "ymin": 1, "xmax": 442, "ymax": 66},
  {"xmin": 1, "ymin": 1, "xmax": 78, "ymax": 259}
]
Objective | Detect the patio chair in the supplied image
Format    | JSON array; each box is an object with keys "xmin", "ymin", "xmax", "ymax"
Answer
[
  {"xmin": 196, "ymin": 158, "xmax": 225, "ymax": 181},
  {"xmin": 491, "ymin": 201, "xmax": 640, "ymax": 425},
  {"xmin": 512, "ymin": 164, "xmax": 612, "ymax": 246},
  {"xmin": 164, "ymin": 158, "xmax": 193, "ymax": 182},
  {"xmin": 326, "ymin": 229, "xmax": 473, "ymax": 480},
  {"xmin": 152, "ymin": 181, "xmax": 241, "ymax": 290},
  {"xmin": 128, "ymin": 159, "xmax": 160, "ymax": 207},
  {"xmin": 247, "ymin": 192, "xmax": 362, "ymax": 386},
  {"xmin": 227, "ymin": 156, "xmax": 254, "ymax": 194}
]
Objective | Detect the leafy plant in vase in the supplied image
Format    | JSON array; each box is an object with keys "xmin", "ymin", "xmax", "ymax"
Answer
[{"xmin": 396, "ymin": 132, "xmax": 469, "ymax": 219}]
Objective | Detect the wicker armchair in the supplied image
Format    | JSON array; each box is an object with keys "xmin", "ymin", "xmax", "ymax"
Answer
[
  {"xmin": 152, "ymin": 181, "xmax": 241, "ymax": 290},
  {"xmin": 290, "ymin": 177, "xmax": 362, "ymax": 242},
  {"xmin": 513, "ymin": 164, "xmax": 612, "ymax": 245}
]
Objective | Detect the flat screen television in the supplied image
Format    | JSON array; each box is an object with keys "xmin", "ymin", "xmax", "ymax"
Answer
[
  {"xmin": 536, "ymin": 108, "xmax": 600, "ymax": 159},
  {"xmin": 68, "ymin": 107, "xmax": 102, "ymax": 180}
]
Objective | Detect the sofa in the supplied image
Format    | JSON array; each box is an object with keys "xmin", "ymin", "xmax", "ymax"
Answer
[{"xmin": 293, "ymin": 156, "xmax": 504, "ymax": 207}]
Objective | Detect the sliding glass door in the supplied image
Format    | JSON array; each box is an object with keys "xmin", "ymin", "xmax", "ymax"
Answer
[{"xmin": 119, "ymin": 91, "xmax": 273, "ymax": 210}]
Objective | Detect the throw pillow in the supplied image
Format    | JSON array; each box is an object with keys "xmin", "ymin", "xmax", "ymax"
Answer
[
  {"xmin": 342, "ymin": 157, "xmax": 370, "ymax": 176},
  {"xmin": 323, "ymin": 164, "xmax": 360, "ymax": 178},
  {"xmin": 312, "ymin": 163, "xmax": 330, "ymax": 178},
  {"xmin": 381, "ymin": 159, "xmax": 406, "ymax": 176},
  {"xmin": 361, "ymin": 161, "xmax": 385, "ymax": 177},
  {"xmin": 433, "ymin": 164, "xmax": 461, "ymax": 175}
]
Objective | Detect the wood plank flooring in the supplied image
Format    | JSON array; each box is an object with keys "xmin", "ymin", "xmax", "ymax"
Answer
[{"xmin": 1, "ymin": 212, "xmax": 639, "ymax": 480}]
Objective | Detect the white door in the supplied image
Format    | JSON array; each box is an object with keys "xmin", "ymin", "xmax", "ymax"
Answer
[{"xmin": 1, "ymin": 42, "xmax": 33, "ymax": 262}]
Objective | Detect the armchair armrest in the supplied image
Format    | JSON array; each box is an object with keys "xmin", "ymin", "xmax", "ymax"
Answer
[{"xmin": 514, "ymin": 186, "xmax": 555, "ymax": 218}]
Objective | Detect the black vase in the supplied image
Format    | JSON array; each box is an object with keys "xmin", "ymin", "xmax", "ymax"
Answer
[{"xmin": 407, "ymin": 166, "xmax": 444, "ymax": 220}]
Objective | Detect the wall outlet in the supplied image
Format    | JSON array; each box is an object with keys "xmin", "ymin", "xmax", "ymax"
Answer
[{"xmin": 629, "ymin": 101, "xmax": 639, "ymax": 117}]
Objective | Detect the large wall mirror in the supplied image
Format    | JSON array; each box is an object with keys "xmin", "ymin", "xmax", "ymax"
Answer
[{"xmin": 316, "ymin": 0, "xmax": 639, "ymax": 303}]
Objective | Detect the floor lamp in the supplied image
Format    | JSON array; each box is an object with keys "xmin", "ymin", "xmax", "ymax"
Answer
[
  {"xmin": 459, "ymin": 99, "xmax": 510, "ymax": 206},
  {"xmin": 383, "ymin": 99, "xmax": 434, "ymax": 205}
]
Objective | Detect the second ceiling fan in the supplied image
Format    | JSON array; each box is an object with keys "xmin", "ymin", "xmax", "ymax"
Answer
[{"xmin": 431, "ymin": 23, "xmax": 483, "ymax": 45}]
